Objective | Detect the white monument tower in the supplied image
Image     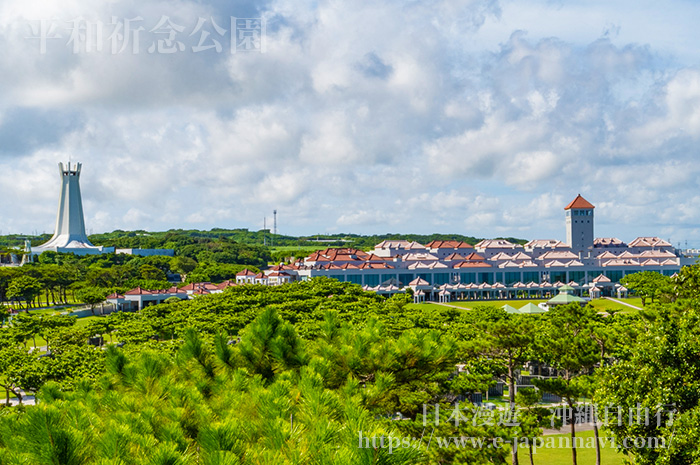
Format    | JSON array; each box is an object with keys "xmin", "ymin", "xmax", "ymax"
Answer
[{"xmin": 32, "ymin": 162, "xmax": 106, "ymax": 255}]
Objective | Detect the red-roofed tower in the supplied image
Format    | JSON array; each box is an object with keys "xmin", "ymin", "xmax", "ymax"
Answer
[{"xmin": 565, "ymin": 194, "xmax": 594, "ymax": 251}]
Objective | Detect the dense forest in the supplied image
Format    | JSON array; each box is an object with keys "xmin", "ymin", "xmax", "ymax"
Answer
[
  {"xmin": 1, "ymin": 267, "xmax": 700, "ymax": 464},
  {"xmin": 0, "ymin": 229, "xmax": 527, "ymax": 254},
  {"xmin": 1, "ymin": 229, "xmax": 522, "ymax": 310}
]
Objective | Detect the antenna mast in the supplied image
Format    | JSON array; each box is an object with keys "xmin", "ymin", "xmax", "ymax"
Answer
[{"xmin": 272, "ymin": 210, "xmax": 277, "ymax": 248}]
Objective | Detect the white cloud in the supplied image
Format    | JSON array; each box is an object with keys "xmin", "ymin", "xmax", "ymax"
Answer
[{"xmin": 1, "ymin": 0, "xmax": 700, "ymax": 246}]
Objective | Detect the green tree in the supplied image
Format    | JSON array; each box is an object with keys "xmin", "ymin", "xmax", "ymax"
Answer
[
  {"xmin": 0, "ymin": 266, "xmax": 19, "ymax": 303},
  {"xmin": 6, "ymin": 275, "xmax": 43, "ymax": 309},
  {"xmin": 597, "ymin": 301, "xmax": 700, "ymax": 465},
  {"xmin": 11, "ymin": 312, "xmax": 42, "ymax": 349},
  {"xmin": 533, "ymin": 304, "xmax": 601, "ymax": 465},
  {"xmin": 75, "ymin": 287, "xmax": 108, "ymax": 315},
  {"xmin": 0, "ymin": 345, "xmax": 34, "ymax": 404},
  {"xmin": 38, "ymin": 315, "xmax": 77, "ymax": 351},
  {"xmin": 138, "ymin": 264, "xmax": 167, "ymax": 281},
  {"xmin": 236, "ymin": 307, "xmax": 306, "ymax": 382},
  {"xmin": 674, "ymin": 263, "xmax": 700, "ymax": 301},
  {"xmin": 0, "ymin": 305, "xmax": 9, "ymax": 326},
  {"xmin": 516, "ymin": 387, "xmax": 554, "ymax": 465},
  {"xmin": 468, "ymin": 310, "xmax": 538, "ymax": 465},
  {"xmin": 171, "ymin": 255, "xmax": 197, "ymax": 274},
  {"xmin": 621, "ymin": 270, "xmax": 673, "ymax": 306}
]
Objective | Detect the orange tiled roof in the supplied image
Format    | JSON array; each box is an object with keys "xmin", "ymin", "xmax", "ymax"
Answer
[
  {"xmin": 463, "ymin": 252, "xmax": 486, "ymax": 261},
  {"xmin": 564, "ymin": 194, "xmax": 595, "ymax": 210},
  {"xmin": 425, "ymin": 240, "xmax": 473, "ymax": 249},
  {"xmin": 455, "ymin": 261, "xmax": 492, "ymax": 268},
  {"xmin": 444, "ymin": 253, "xmax": 466, "ymax": 260},
  {"xmin": 268, "ymin": 271, "xmax": 290, "ymax": 277},
  {"xmin": 594, "ymin": 237, "xmax": 626, "ymax": 247},
  {"xmin": 125, "ymin": 287, "xmax": 152, "ymax": 295},
  {"xmin": 306, "ymin": 248, "xmax": 371, "ymax": 263},
  {"xmin": 216, "ymin": 280, "xmax": 237, "ymax": 290},
  {"xmin": 180, "ymin": 282, "xmax": 216, "ymax": 291},
  {"xmin": 628, "ymin": 237, "xmax": 673, "ymax": 248}
]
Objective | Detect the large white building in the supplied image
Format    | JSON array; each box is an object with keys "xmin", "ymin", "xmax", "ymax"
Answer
[
  {"xmin": 272, "ymin": 195, "xmax": 690, "ymax": 297},
  {"xmin": 27, "ymin": 162, "xmax": 172, "ymax": 258},
  {"xmin": 104, "ymin": 195, "xmax": 694, "ymax": 305}
]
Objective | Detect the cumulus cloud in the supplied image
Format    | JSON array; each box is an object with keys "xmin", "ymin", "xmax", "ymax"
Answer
[{"xmin": 1, "ymin": 0, "xmax": 700, "ymax": 245}]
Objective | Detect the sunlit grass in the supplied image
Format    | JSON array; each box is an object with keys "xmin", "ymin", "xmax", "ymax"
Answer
[{"xmin": 516, "ymin": 429, "xmax": 625, "ymax": 465}]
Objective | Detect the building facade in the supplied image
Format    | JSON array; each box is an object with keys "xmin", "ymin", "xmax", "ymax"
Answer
[{"xmin": 274, "ymin": 195, "xmax": 691, "ymax": 297}]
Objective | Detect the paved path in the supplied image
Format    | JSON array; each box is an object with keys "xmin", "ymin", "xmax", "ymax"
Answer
[
  {"xmin": 5, "ymin": 393, "xmax": 36, "ymax": 406},
  {"xmin": 602, "ymin": 297, "xmax": 642, "ymax": 310},
  {"xmin": 543, "ymin": 423, "xmax": 596, "ymax": 435}
]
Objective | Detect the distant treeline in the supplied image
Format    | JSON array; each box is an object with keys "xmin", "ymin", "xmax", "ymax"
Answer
[{"xmin": 1, "ymin": 229, "xmax": 527, "ymax": 255}]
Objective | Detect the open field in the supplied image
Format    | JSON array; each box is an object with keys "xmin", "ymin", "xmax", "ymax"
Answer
[
  {"xmin": 271, "ymin": 245, "xmax": 326, "ymax": 254},
  {"xmin": 445, "ymin": 299, "xmax": 548, "ymax": 309},
  {"xmin": 408, "ymin": 297, "xmax": 645, "ymax": 313},
  {"xmin": 588, "ymin": 298, "xmax": 643, "ymax": 312},
  {"xmin": 405, "ymin": 302, "xmax": 454, "ymax": 312},
  {"xmin": 516, "ymin": 429, "xmax": 625, "ymax": 465},
  {"xmin": 4, "ymin": 293, "xmax": 81, "ymax": 310},
  {"xmin": 74, "ymin": 315, "xmax": 102, "ymax": 327}
]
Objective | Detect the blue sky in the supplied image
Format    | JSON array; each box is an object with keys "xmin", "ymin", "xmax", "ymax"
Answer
[{"xmin": 1, "ymin": 0, "xmax": 700, "ymax": 247}]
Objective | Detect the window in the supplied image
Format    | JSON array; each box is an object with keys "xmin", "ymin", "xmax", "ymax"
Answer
[
  {"xmin": 505, "ymin": 272, "xmax": 520, "ymax": 285},
  {"xmin": 434, "ymin": 273, "xmax": 450, "ymax": 285},
  {"xmin": 604, "ymin": 270, "xmax": 623, "ymax": 282},
  {"xmin": 550, "ymin": 271, "xmax": 567, "ymax": 283},
  {"xmin": 569, "ymin": 271, "xmax": 585, "ymax": 284},
  {"xmin": 399, "ymin": 273, "xmax": 414, "ymax": 286}
]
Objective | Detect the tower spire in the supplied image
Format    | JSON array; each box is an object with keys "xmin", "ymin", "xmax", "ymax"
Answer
[{"xmin": 565, "ymin": 194, "xmax": 594, "ymax": 251}]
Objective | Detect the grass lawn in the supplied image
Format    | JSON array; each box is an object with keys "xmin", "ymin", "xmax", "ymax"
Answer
[
  {"xmin": 405, "ymin": 302, "xmax": 456, "ymax": 312},
  {"xmin": 74, "ymin": 315, "xmax": 103, "ymax": 327},
  {"xmin": 516, "ymin": 429, "xmax": 625, "ymax": 465},
  {"xmin": 5, "ymin": 294, "xmax": 81, "ymax": 311},
  {"xmin": 411, "ymin": 299, "xmax": 548, "ymax": 310},
  {"xmin": 620, "ymin": 297, "xmax": 643, "ymax": 307},
  {"xmin": 409, "ymin": 297, "xmax": 646, "ymax": 314},
  {"xmin": 588, "ymin": 298, "xmax": 643, "ymax": 313},
  {"xmin": 271, "ymin": 245, "xmax": 326, "ymax": 254},
  {"xmin": 22, "ymin": 307, "xmax": 74, "ymax": 316},
  {"xmin": 452, "ymin": 299, "xmax": 549, "ymax": 309}
]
